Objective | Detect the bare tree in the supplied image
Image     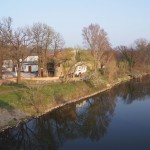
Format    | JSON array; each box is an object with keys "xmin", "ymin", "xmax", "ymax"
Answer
[
  {"xmin": 116, "ymin": 45, "xmax": 135, "ymax": 72},
  {"xmin": 0, "ymin": 22, "xmax": 4, "ymax": 78},
  {"xmin": 0, "ymin": 17, "xmax": 32, "ymax": 83},
  {"xmin": 145, "ymin": 43, "xmax": 150, "ymax": 66},
  {"xmin": 134, "ymin": 38, "xmax": 150, "ymax": 70},
  {"xmin": 51, "ymin": 32, "xmax": 65, "ymax": 55},
  {"xmin": 82, "ymin": 24, "xmax": 110, "ymax": 72},
  {"xmin": 31, "ymin": 23, "xmax": 54, "ymax": 76},
  {"xmin": 0, "ymin": 17, "xmax": 11, "ymax": 78},
  {"xmin": 134, "ymin": 38, "xmax": 148, "ymax": 51},
  {"xmin": 0, "ymin": 45, "xmax": 9, "ymax": 79}
]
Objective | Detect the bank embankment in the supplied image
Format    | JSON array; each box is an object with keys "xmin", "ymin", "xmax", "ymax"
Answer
[{"xmin": 0, "ymin": 74, "xmax": 146, "ymax": 132}]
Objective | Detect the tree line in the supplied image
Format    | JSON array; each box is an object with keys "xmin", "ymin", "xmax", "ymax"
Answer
[
  {"xmin": 81, "ymin": 24, "xmax": 150, "ymax": 85},
  {"xmin": 0, "ymin": 17, "xmax": 150, "ymax": 84},
  {"xmin": 0, "ymin": 17, "xmax": 64, "ymax": 83}
]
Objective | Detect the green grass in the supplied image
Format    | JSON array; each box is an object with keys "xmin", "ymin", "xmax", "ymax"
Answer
[
  {"xmin": 0, "ymin": 86, "xmax": 17, "ymax": 92},
  {"xmin": 0, "ymin": 80, "xmax": 105, "ymax": 113},
  {"xmin": 18, "ymin": 81, "xmax": 100, "ymax": 114},
  {"xmin": 0, "ymin": 91, "xmax": 23, "ymax": 109},
  {"xmin": 0, "ymin": 83, "xmax": 26, "ymax": 109},
  {"xmin": 0, "ymin": 74, "xmax": 128, "ymax": 115},
  {"xmin": 40, "ymin": 81, "xmax": 101, "ymax": 103}
]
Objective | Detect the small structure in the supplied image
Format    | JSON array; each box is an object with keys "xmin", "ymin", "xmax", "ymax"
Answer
[
  {"xmin": 22, "ymin": 62, "xmax": 38, "ymax": 73},
  {"xmin": 21, "ymin": 56, "xmax": 38, "ymax": 73},
  {"xmin": 2, "ymin": 60, "xmax": 13, "ymax": 71}
]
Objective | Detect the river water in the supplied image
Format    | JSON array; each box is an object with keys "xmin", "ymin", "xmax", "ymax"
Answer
[{"xmin": 0, "ymin": 76, "xmax": 150, "ymax": 150}]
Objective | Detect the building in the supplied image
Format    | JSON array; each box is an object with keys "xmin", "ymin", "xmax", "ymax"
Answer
[
  {"xmin": 2, "ymin": 60, "xmax": 13, "ymax": 71},
  {"xmin": 21, "ymin": 56, "xmax": 38, "ymax": 73}
]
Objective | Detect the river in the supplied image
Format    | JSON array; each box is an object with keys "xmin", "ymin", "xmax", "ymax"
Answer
[{"xmin": 0, "ymin": 75, "xmax": 150, "ymax": 150}]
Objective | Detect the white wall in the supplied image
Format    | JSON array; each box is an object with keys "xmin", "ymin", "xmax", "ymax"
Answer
[
  {"xmin": 22, "ymin": 64, "xmax": 38, "ymax": 72},
  {"xmin": 31, "ymin": 65, "xmax": 38, "ymax": 72}
]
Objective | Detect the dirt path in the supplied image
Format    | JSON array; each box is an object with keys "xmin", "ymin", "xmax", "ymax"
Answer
[
  {"xmin": 0, "ymin": 87, "xmax": 26, "ymax": 131},
  {"xmin": 0, "ymin": 108, "xmax": 26, "ymax": 131}
]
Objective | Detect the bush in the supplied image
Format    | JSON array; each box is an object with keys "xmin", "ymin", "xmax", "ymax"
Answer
[{"xmin": 21, "ymin": 87, "xmax": 48, "ymax": 114}]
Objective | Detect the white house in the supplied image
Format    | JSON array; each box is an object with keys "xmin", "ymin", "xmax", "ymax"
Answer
[
  {"xmin": 22, "ymin": 63, "xmax": 38, "ymax": 72},
  {"xmin": 21, "ymin": 56, "xmax": 38, "ymax": 73}
]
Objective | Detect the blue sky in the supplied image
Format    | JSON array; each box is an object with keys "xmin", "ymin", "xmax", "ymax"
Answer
[{"xmin": 1, "ymin": 0, "xmax": 150, "ymax": 48}]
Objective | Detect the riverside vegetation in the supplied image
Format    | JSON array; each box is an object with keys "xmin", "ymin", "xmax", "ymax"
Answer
[
  {"xmin": 0, "ymin": 72, "xmax": 146, "ymax": 114},
  {"xmin": 1, "ymin": 18, "xmax": 150, "ymax": 130},
  {"xmin": 0, "ymin": 65, "xmax": 149, "ymax": 130}
]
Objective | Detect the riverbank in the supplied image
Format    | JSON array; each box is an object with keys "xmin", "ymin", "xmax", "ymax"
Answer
[
  {"xmin": 41, "ymin": 76, "xmax": 132, "ymax": 115},
  {"xmin": 0, "ymin": 74, "xmax": 147, "ymax": 132}
]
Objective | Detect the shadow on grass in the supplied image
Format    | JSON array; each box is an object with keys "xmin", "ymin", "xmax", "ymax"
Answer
[
  {"xmin": 83, "ymin": 80, "xmax": 95, "ymax": 88},
  {"xmin": 7, "ymin": 82, "xmax": 28, "ymax": 89},
  {"xmin": 0, "ymin": 99, "xmax": 14, "ymax": 110}
]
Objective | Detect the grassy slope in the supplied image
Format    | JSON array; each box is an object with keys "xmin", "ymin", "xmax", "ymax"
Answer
[
  {"xmin": 21, "ymin": 81, "xmax": 101, "ymax": 114},
  {"xmin": 0, "ymin": 80, "xmax": 105, "ymax": 114},
  {"xmin": 0, "ymin": 86, "xmax": 17, "ymax": 92},
  {"xmin": 0, "ymin": 74, "xmax": 132, "ymax": 116},
  {"xmin": 0, "ymin": 90, "xmax": 23, "ymax": 109}
]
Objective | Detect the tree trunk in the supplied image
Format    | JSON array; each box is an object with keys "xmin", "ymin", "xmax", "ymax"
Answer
[
  {"xmin": 0, "ymin": 60, "xmax": 2, "ymax": 79},
  {"xmin": 17, "ymin": 62, "xmax": 21, "ymax": 84},
  {"xmin": 38, "ymin": 55, "xmax": 42, "ymax": 77}
]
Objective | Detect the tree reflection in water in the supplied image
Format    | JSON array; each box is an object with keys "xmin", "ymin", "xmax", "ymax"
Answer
[
  {"xmin": 113, "ymin": 75, "xmax": 150, "ymax": 104},
  {"xmin": 0, "ymin": 75, "xmax": 150, "ymax": 150}
]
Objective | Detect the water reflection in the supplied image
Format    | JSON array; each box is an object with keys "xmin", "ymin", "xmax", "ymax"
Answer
[
  {"xmin": 0, "ymin": 75, "xmax": 150, "ymax": 150},
  {"xmin": 114, "ymin": 76, "xmax": 150, "ymax": 104}
]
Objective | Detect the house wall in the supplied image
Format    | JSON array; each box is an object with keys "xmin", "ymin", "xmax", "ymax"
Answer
[
  {"xmin": 31, "ymin": 65, "xmax": 38, "ymax": 72},
  {"xmin": 21, "ymin": 56, "xmax": 38, "ymax": 72},
  {"xmin": 55, "ymin": 64, "xmax": 63, "ymax": 77},
  {"xmin": 22, "ymin": 65, "xmax": 28, "ymax": 72},
  {"xmin": 3, "ymin": 60, "xmax": 13, "ymax": 68},
  {"xmin": 22, "ymin": 64, "xmax": 38, "ymax": 72}
]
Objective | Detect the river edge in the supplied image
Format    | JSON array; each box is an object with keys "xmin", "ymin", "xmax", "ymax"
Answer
[{"xmin": 0, "ymin": 74, "xmax": 146, "ymax": 133}]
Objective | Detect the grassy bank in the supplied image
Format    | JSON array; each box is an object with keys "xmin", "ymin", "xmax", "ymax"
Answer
[
  {"xmin": 20, "ymin": 80, "xmax": 106, "ymax": 114},
  {"xmin": 0, "ymin": 75, "xmax": 131, "ymax": 115},
  {"xmin": 0, "ymin": 85, "xmax": 23, "ymax": 109},
  {"xmin": 0, "ymin": 73, "xmax": 141, "ymax": 131}
]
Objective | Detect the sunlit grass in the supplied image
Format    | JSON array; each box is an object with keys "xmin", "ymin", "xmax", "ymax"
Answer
[
  {"xmin": 0, "ymin": 79, "xmax": 107, "ymax": 113},
  {"xmin": 0, "ymin": 91, "xmax": 23, "ymax": 109},
  {"xmin": 0, "ymin": 75, "xmax": 130, "ymax": 115},
  {"xmin": 0, "ymin": 86, "xmax": 17, "ymax": 92}
]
